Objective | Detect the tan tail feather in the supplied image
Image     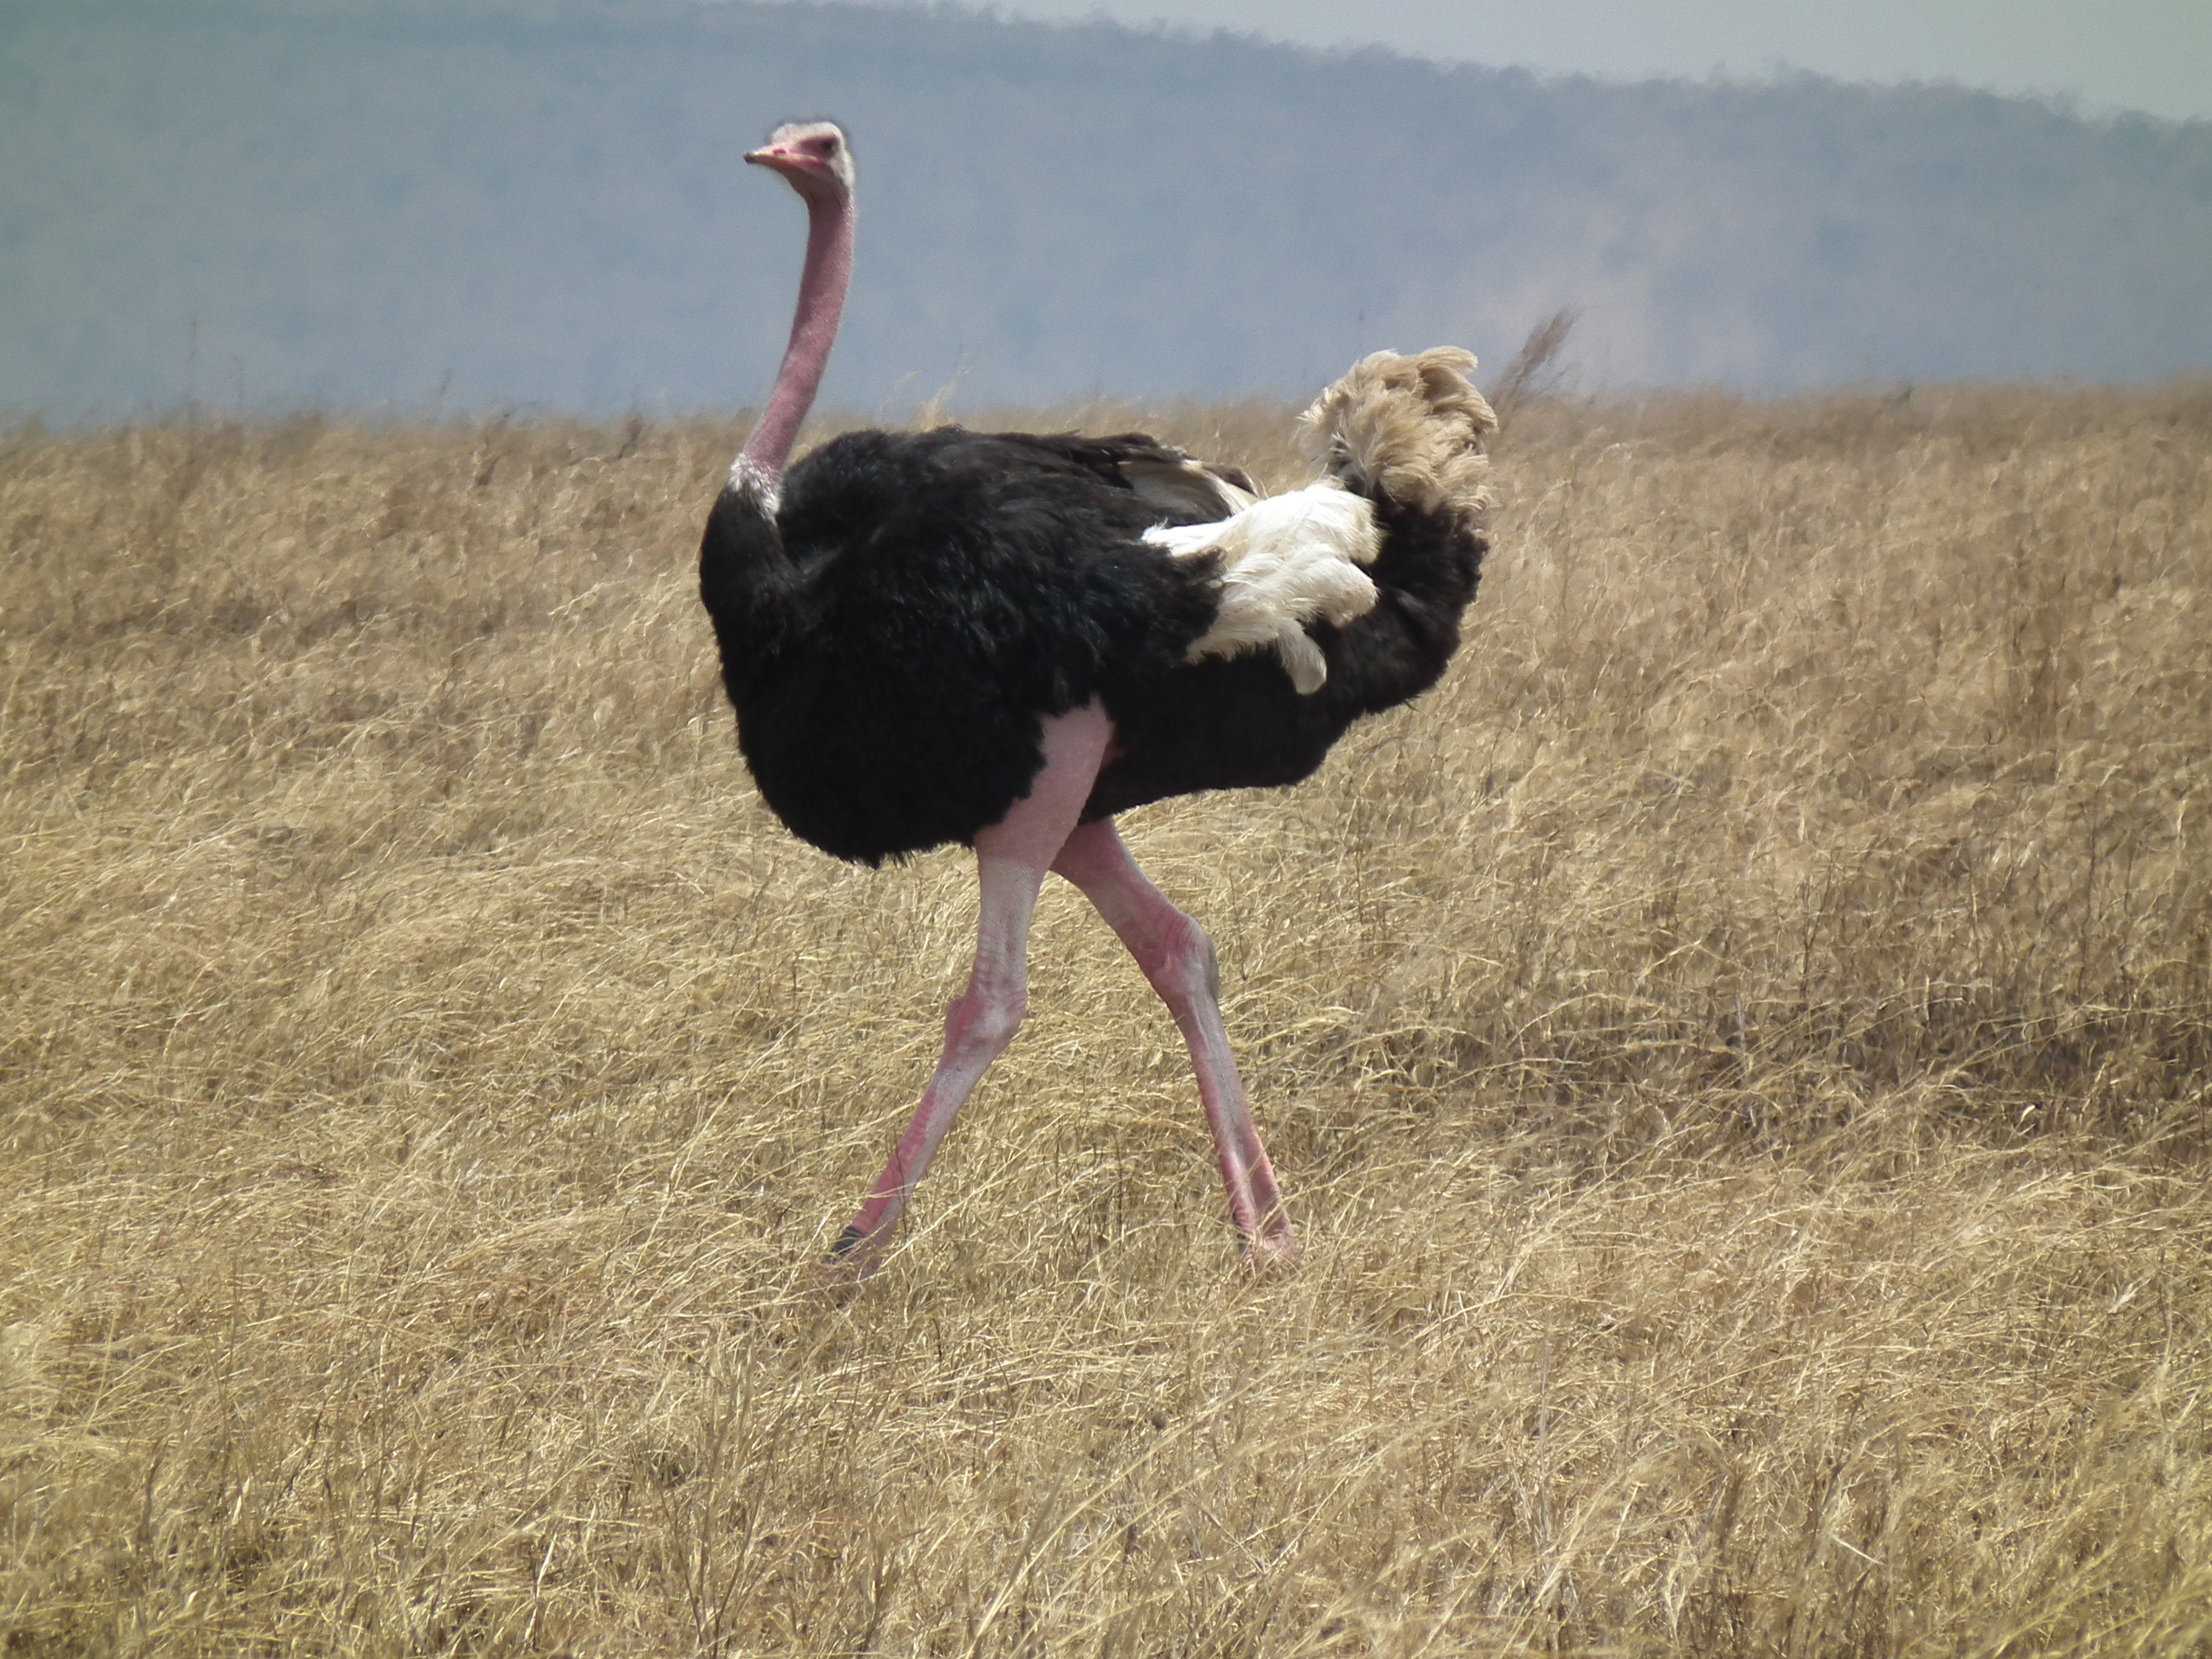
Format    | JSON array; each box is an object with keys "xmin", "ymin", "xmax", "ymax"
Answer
[{"xmin": 1299, "ymin": 347, "xmax": 1497, "ymax": 522}]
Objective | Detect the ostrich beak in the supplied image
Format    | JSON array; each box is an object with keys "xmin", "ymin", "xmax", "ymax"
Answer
[{"xmin": 745, "ymin": 144, "xmax": 802, "ymax": 176}]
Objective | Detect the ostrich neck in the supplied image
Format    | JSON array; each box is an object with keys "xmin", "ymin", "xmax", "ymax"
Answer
[{"xmin": 733, "ymin": 192, "xmax": 854, "ymax": 495}]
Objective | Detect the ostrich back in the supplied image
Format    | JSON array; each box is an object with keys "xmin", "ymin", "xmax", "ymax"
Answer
[{"xmin": 699, "ymin": 429, "xmax": 1486, "ymax": 865}]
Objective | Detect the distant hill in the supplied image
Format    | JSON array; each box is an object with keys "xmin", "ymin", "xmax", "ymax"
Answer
[{"xmin": 4, "ymin": 0, "xmax": 2210, "ymax": 418}]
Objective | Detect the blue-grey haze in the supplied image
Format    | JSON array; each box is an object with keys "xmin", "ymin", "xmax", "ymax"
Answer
[{"xmin": 2, "ymin": 0, "xmax": 2210, "ymax": 420}]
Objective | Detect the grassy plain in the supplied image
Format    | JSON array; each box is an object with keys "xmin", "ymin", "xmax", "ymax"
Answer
[{"xmin": 3, "ymin": 384, "xmax": 2210, "ymax": 1655}]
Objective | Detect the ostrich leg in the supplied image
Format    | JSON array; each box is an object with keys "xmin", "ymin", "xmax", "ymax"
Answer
[
  {"xmin": 828, "ymin": 703, "xmax": 1113, "ymax": 1274},
  {"xmin": 1050, "ymin": 819, "xmax": 1298, "ymax": 1266}
]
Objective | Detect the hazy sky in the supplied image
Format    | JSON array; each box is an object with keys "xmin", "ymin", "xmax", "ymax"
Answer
[{"xmin": 812, "ymin": 0, "xmax": 2212, "ymax": 119}]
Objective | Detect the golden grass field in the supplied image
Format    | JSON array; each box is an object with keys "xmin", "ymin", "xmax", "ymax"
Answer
[{"xmin": 4, "ymin": 383, "xmax": 2210, "ymax": 1655}]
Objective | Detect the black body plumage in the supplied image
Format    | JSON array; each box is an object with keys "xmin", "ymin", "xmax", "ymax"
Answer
[{"xmin": 699, "ymin": 426, "xmax": 1485, "ymax": 866}]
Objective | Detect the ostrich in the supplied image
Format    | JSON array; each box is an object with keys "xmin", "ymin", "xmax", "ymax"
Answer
[{"xmin": 700, "ymin": 121, "xmax": 1495, "ymax": 1273}]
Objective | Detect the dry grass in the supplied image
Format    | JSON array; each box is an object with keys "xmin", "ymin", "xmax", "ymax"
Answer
[{"xmin": 4, "ymin": 383, "xmax": 2210, "ymax": 1656}]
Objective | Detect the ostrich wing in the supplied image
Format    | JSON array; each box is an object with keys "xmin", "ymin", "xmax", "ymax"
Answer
[{"xmin": 975, "ymin": 432, "xmax": 1258, "ymax": 521}]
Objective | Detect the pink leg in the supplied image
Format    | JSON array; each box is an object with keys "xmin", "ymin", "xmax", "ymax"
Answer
[
  {"xmin": 1050, "ymin": 818, "xmax": 1297, "ymax": 1266},
  {"xmin": 830, "ymin": 702, "xmax": 1113, "ymax": 1274}
]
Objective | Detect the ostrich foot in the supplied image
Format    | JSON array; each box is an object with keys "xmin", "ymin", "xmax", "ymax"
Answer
[
  {"xmin": 814, "ymin": 1221, "xmax": 897, "ymax": 1290},
  {"xmin": 1238, "ymin": 1222, "xmax": 1301, "ymax": 1275}
]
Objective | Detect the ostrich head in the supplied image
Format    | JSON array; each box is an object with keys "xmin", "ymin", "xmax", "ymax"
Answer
[{"xmin": 746, "ymin": 121, "xmax": 854, "ymax": 205}]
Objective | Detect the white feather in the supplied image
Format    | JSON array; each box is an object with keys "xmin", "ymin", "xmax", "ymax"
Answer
[
  {"xmin": 1142, "ymin": 483, "xmax": 1382, "ymax": 694},
  {"xmin": 729, "ymin": 456, "xmax": 782, "ymax": 513}
]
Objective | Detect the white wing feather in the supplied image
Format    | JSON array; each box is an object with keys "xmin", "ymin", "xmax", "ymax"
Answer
[{"xmin": 1142, "ymin": 483, "xmax": 1382, "ymax": 694}]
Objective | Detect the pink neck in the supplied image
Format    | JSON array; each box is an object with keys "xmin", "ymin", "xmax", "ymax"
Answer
[{"xmin": 734, "ymin": 190, "xmax": 853, "ymax": 492}]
